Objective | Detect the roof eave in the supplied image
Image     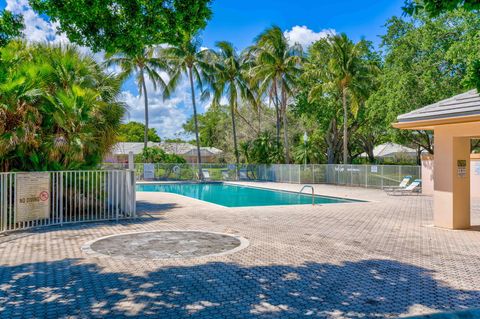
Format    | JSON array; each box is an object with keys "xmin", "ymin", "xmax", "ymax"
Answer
[{"xmin": 393, "ymin": 114, "xmax": 480, "ymax": 130}]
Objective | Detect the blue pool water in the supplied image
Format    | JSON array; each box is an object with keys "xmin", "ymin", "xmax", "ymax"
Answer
[{"xmin": 136, "ymin": 183, "xmax": 361, "ymax": 207}]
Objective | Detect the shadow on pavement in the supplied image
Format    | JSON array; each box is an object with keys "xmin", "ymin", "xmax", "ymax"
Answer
[{"xmin": 0, "ymin": 258, "xmax": 478, "ymax": 318}]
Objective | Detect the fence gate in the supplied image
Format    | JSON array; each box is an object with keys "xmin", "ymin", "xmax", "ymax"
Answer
[{"xmin": 0, "ymin": 170, "xmax": 136, "ymax": 234}]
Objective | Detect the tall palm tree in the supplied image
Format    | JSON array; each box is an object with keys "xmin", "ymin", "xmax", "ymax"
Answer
[
  {"xmin": 160, "ymin": 37, "xmax": 214, "ymax": 179},
  {"xmin": 308, "ymin": 34, "xmax": 377, "ymax": 164},
  {"xmin": 248, "ymin": 26, "xmax": 302, "ymax": 163},
  {"xmin": 211, "ymin": 41, "xmax": 254, "ymax": 173},
  {"xmin": 106, "ymin": 47, "xmax": 167, "ymax": 149}
]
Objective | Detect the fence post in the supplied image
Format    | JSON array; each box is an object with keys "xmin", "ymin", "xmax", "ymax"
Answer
[
  {"xmin": 59, "ymin": 172, "xmax": 64, "ymax": 226},
  {"xmin": 365, "ymin": 165, "xmax": 368, "ymax": 188},
  {"xmin": 131, "ymin": 169, "xmax": 136, "ymax": 217},
  {"xmin": 381, "ymin": 165, "xmax": 384, "ymax": 189}
]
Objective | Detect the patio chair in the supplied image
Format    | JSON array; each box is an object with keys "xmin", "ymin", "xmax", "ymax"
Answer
[
  {"xmin": 386, "ymin": 179, "xmax": 422, "ymax": 196},
  {"xmin": 239, "ymin": 168, "xmax": 249, "ymax": 180},
  {"xmin": 221, "ymin": 169, "xmax": 230, "ymax": 180},
  {"xmin": 383, "ymin": 175, "xmax": 412, "ymax": 191},
  {"xmin": 201, "ymin": 169, "xmax": 211, "ymax": 181}
]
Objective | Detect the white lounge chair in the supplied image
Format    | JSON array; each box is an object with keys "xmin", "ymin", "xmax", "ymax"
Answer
[
  {"xmin": 383, "ymin": 175, "xmax": 412, "ymax": 191},
  {"xmin": 386, "ymin": 179, "xmax": 422, "ymax": 196},
  {"xmin": 201, "ymin": 169, "xmax": 211, "ymax": 181}
]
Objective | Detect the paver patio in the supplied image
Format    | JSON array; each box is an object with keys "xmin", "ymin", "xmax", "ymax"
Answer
[{"xmin": 1, "ymin": 182, "xmax": 480, "ymax": 318}]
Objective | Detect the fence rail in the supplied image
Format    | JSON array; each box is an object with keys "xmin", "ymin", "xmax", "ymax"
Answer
[
  {"xmin": 0, "ymin": 170, "xmax": 136, "ymax": 234},
  {"xmin": 103, "ymin": 163, "xmax": 420, "ymax": 189}
]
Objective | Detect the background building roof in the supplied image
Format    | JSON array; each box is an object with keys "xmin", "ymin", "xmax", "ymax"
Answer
[
  {"xmin": 111, "ymin": 142, "xmax": 223, "ymax": 156},
  {"xmin": 359, "ymin": 142, "xmax": 417, "ymax": 158}
]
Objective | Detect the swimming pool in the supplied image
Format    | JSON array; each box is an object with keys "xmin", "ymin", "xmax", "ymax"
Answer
[{"xmin": 136, "ymin": 183, "xmax": 362, "ymax": 207}]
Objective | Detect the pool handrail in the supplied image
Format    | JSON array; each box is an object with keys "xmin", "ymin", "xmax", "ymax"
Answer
[{"xmin": 299, "ymin": 185, "xmax": 315, "ymax": 206}]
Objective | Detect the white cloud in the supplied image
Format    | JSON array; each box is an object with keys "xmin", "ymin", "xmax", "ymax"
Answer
[
  {"xmin": 120, "ymin": 76, "xmax": 192, "ymax": 138},
  {"xmin": 6, "ymin": 0, "xmax": 69, "ymax": 44},
  {"xmin": 284, "ymin": 25, "xmax": 336, "ymax": 48},
  {"xmin": 121, "ymin": 91, "xmax": 188, "ymax": 139}
]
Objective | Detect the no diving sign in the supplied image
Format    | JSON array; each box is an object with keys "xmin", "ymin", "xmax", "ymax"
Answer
[{"xmin": 16, "ymin": 172, "xmax": 51, "ymax": 222}]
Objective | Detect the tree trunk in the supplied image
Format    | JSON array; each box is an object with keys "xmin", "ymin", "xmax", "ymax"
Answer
[
  {"xmin": 230, "ymin": 100, "xmax": 240, "ymax": 180},
  {"xmin": 416, "ymin": 145, "xmax": 422, "ymax": 165},
  {"xmin": 363, "ymin": 137, "xmax": 375, "ymax": 163},
  {"xmin": 188, "ymin": 66, "xmax": 203, "ymax": 180},
  {"xmin": 342, "ymin": 88, "xmax": 348, "ymax": 165},
  {"xmin": 257, "ymin": 105, "xmax": 262, "ymax": 135},
  {"xmin": 281, "ymin": 83, "xmax": 290, "ymax": 163},
  {"xmin": 325, "ymin": 118, "xmax": 340, "ymax": 164},
  {"xmin": 140, "ymin": 68, "xmax": 149, "ymax": 149},
  {"xmin": 367, "ymin": 148, "xmax": 375, "ymax": 164},
  {"xmin": 272, "ymin": 79, "xmax": 281, "ymax": 147}
]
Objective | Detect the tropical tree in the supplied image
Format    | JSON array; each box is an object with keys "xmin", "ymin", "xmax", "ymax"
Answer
[
  {"xmin": 0, "ymin": 10, "xmax": 23, "ymax": 47},
  {"xmin": 367, "ymin": 10, "xmax": 480, "ymax": 153},
  {"xmin": 29, "ymin": 0, "xmax": 213, "ymax": 55},
  {"xmin": 160, "ymin": 37, "xmax": 214, "ymax": 179},
  {"xmin": 211, "ymin": 41, "xmax": 254, "ymax": 171},
  {"xmin": 293, "ymin": 137, "xmax": 323, "ymax": 165},
  {"xmin": 248, "ymin": 26, "xmax": 303, "ymax": 163},
  {"xmin": 240, "ymin": 131, "xmax": 284, "ymax": 164},
  {"xmin": 403, "ymin": 1, "xmax": 480, "ymax": 92},
  {"xmin": 404, "ymin": 0, "xmax": 480, "ymax": 17},
  {"xmin": 106, "ymin": 48, "xmax": 167, "ymax": 148},
  {"xmin": 136, "ymin": 147, "xmax": 186, "ymax": 164},
  {"xmin": 307, "ymin": 34, "xmax": 378, "ymax": 164},
  {"xmin": 183, "ymin": 105, "xmax": 230, "ymax": 149},
  {"xmin": 0, "ymin": 41, "xmax": 125, "ymax": 171},
  {"xmin": 118, "ymin": 122, "xmax": 161, "ymax": 142}
]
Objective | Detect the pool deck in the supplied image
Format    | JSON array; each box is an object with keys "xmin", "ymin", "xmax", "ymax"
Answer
[{"xmin": 1, "ymin": 183, "xmax": 480, "ymax": 318}]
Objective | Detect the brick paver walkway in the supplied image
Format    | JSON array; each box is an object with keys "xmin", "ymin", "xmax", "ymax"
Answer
[{"xmin": 1, "ymin": 183, "xmax": 480, "ymax": 318}]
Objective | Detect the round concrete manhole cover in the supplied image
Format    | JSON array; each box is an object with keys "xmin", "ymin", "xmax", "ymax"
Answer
[{"xmin": 82, "ymin": 231, "xmax": 249, "ymax": 260}]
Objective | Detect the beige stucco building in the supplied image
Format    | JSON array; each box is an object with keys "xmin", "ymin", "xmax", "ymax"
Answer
[{"xmin": 394, "ymin": 90, "xmax": 480, "ymax": 229}]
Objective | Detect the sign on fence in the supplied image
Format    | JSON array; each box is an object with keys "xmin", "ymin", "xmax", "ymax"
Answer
[
  {"xmin": 15, "ymin": 172, "xmax": 50, "ymax": 222},
  {"xmin": 144, "ymin": 163, "xmax": 155, "ymax": 179}
]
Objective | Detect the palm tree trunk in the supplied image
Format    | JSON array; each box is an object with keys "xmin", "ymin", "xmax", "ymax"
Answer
[
  {"xmin": 258, "ymin": 107, "xmax": 261, "ymax": 135},
  {"xmin": 140, "ymin": 68, "xmax": 149, "ymax": 149},
  {"xmin": 230, "ymin": 100, "xmax": 240, "ymax": 180},
  {"xmin": 281, "ymin": 83, "xmax": 290, "ymax": 164},
  {"xmin": 342, "ymin": 87, "xmax": 348, "ymax": 165},
  {"xmin": 272, "ymin": 79, "xmax": 281, "ymax": 147},
  {"xmin": 188, "ymin": 66, "xmax": 203, "ymax": 180}
]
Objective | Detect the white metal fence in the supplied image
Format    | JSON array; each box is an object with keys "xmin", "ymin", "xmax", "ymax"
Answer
[
  {"xmin": 103, "ymin": 163, "xmax": 420, "ymax": 188},
  {"xmin": 0, "ymin": 170, "xmax": 136, "ymax": 234}
]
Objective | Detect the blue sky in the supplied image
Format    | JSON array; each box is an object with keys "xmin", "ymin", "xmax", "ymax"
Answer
[{"xmin": 1, "ymin": 0, "xmax": 404, "ymax": 138}]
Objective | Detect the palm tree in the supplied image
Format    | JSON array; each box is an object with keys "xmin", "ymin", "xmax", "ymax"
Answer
[
  {"xmin": 211, "ymin": 41, "xmax": 254, "ymax": 174},
  {"xmin": 0, "ymin": 42, "xmax": 126, "ymax": 171},
  {"xmin": 248, "ymin": 26, "xmax": 302, "ymax": 163},
  {"xmin": 106, "ymin": 47, "xmax": 167, "ymax": 149},
  {"xmin": 308, "ymin": 34, "xmax": 377, "ymax": 164},
  {"xmin": 160, "ymin": 37, "xmax": 214, "ymax": 179}
]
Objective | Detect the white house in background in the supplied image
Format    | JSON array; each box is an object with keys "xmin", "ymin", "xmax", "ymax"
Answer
[
  {"xmin": 359, "ymin": 142, "xmax": 418, "ymax": 162},
  {"xmin": 105, "ymin": 142, "xmax": 224, "ymax": 163}
]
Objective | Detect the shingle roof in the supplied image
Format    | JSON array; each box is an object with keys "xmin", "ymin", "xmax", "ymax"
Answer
[
  {"xmin": 397, "ymin": 90, "xmax": 480, "ymax": 123},
  {"xmin": 159, "ymin": 142, "xmax": 223, "ymax": 156},
  {"xmin": 111, "ymin": 142, "xmax": 159, "ymax": 155},
  {"xmin": 111, "ymin": 142, "xmax": 223, "ymax": 156}
]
